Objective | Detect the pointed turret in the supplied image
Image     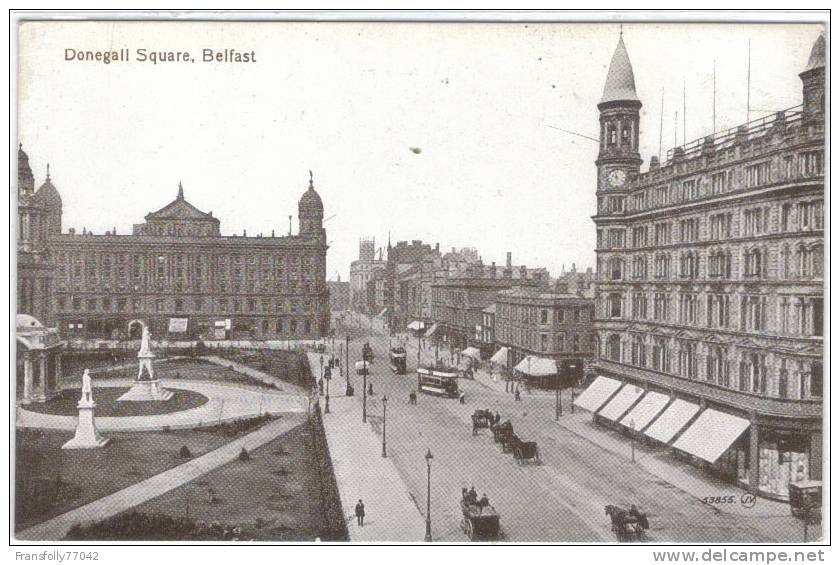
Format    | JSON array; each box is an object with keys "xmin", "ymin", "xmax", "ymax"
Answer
[
  {"xmin": 800, "ymin": 32, "xmax": 826, "ymax": 121},
  {"xmin": 600, "ymin": 32, "xmax": 640, "ymax": 105}
]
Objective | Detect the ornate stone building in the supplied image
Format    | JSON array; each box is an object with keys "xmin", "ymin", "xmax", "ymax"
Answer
[
  {"xmin": 590, "ymin": 33, "xmax": 824, "ymax": 499},
  {"xmin": 16, "ymin": 146, "xmax": 60, "ymax": 324},
  {"xmin": 43, "ymin": 173, "xmax": 329, "ymax": 341}
]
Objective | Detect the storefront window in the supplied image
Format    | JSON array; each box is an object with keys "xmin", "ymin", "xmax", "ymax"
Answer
[{"xmin": 757, "ymin": 432, "xmax": 810, "ymax": 499}]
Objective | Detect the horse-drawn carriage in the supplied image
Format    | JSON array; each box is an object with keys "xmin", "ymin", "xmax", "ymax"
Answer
[
  {"xmin": 605, "ymin": 504, "xmax": 649, "ymax": 541},
  {"xmin": 510, "ymin": 437, "xmax": 540, "ymax": 465},
  {"xmin": 491, "ymin": 420, "xmax": 513, "ymax": 444},
  {"xmin": 460, "ymin": 495, "xmax": 501, "ymax": 541},
  {"xmin": 471, "ymin": 409, "xmax": 494, "ymax": 435}
]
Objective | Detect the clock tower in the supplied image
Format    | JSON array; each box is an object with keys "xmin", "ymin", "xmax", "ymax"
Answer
[{"xmin": 595, "ymin": 32, "xmax": 642, "ymax": 215}]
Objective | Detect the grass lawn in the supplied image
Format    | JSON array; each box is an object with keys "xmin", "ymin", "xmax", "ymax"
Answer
[
  {"xmin": 134, "ymin": 421, "xmax": 320, "ymax": 541},
  {"xmin": 14, "ymin": 424, "xmax": 258, "ymax": 532},
  {"xmin": 23, "ymin": 388, "xmax": 208, "ymax": 417},
  {"xmin": 82, "ymin": 358, "xmax": 278, "ymax": 389}
]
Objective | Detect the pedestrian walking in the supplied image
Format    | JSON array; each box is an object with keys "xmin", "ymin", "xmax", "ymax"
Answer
[
  {"xmin": 514, "ymin": 386, "xmax": 521, "ymax": 402},
  {"xmin": 355, "ymin": 499, "xmax": 365, "ymax": 526},
  {"xmin": 459, "ymin": 391, "xmax": 466, "ymax": 404}
]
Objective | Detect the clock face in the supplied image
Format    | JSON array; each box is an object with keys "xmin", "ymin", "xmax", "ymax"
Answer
[{"xmin": 607, "ymin": 169, "xmax": 627, "ymax": 188}]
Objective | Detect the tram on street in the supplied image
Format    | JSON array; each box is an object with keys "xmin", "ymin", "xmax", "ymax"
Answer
[
  {"xmin": 389, "ymin": 346, "xmax": 407, "ymax": 374},
  {"xmin": 417, "ymin": 365, "xmax": 460, "ymax": 397}
]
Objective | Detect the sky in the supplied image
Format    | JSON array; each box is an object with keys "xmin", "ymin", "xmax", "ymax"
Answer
[{"xmin": 17, "ymin": 20, "xmax": 823, "ymax": 281}]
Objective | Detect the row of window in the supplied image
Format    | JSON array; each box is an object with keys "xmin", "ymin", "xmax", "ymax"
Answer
[
  {"xmin": 597, "ymin": 198, "xmax": 823, "ymax": 249},
  {"xmin": 601, "ymin": 241, "xmax": 823, "ymax": 282},
  {"xmin": 604, "ymin": 291, "xmax": 823, "ymax": 337},
  {"xmin": 619, "ymin": 150, "xmax": 823, "ymax": 213},
  {"xmin": 602, "ymin": 334, "xmax": 822, "ymax": 400},
  {"xmin": 495, "ymin": 304, "xmax": 591, "ymax": 325},
  {"xmin": 55, "ymin": 295, "xmax": 323, "ymax": 315},
  {"xmin": 495, "ymin": 325, "xmax": 587, "ymax": 354}
]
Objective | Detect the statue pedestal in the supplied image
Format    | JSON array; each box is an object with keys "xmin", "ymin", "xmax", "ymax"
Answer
[
  {"xmin": 62, "ymin": 399, "xmax": 110, "ymax": 449},
  {"xmin": 117, "ymin": 379, "xmax": 173, "ymax": 402}
]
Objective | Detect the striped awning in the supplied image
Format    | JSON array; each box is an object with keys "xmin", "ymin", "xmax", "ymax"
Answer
[
  {"xmin": 597, "ymin": 383, "xmax": 645, "ymax": 422},
  {"xmin": 514, "ymin": 355, "xmax": 557, "ymax": 377},
  {"xmin": 672, "ymin": 409, "xmax": 750, "ymax": 463},
  {"xmin": 643, "ymin": 398, "xmax": 701, "ymax": 444},
  {"xmin": 573, "ymin": 376, "xmax": 622, "ymax": 413},
  {"xmin": 461, "ymin": 346, "xmax": 481, "ymax": 360},
  {"xmin": 489, "ymin": 347, "xmax": 509, "ymax": 365}
]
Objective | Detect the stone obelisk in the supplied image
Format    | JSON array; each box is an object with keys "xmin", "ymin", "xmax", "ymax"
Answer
[
  {"xmin": 117, "ymin": 325, "xmax": 173, "ymax": 401},
  {"xmin": 62, "ymin": 369, "xmax": 110, "ymax": 449}
]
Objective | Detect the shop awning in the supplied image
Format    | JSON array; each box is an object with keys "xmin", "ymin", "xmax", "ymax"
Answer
[
  {"xmin": 489, "ymin": 347, "xmax": 509, "ymax": 365},
  {"xmin": 461, "ymin": 346, "xmax": 481, "ymax": 360},
  {"xmin": 515, "ymin": 356, "xmax": 557, "ymax": 377},
  {"xmin": 597, "ymin": 383, "xmax": 645, "ymax": 422},
  {"xmin": 424, "ymin": 323, "xmax": 438, "ymax": 338},
  {"xmin": 573, "ymin": 376, "xmax": 622, "ymax": 413},
  {"xmin": 643, "ymin": 398, "xmax": 701, "ymax": 444},
  {"xmin": 619, "ymin": 391, "xmax": 671, "ymax": 431},
  {"xmin": 407, "ymin": 320, "xmax": 425, "ymax": 331},
  {"xmin": 672, "ymin": 409, "xmax": 750, "ymax": 463}
]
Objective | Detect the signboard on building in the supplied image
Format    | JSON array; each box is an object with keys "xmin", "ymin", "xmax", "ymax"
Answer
[{"xmin": 168, "ymin": 318, "xmax": 188, "ymax": 333}]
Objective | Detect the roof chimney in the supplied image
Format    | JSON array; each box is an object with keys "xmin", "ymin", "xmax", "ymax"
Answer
[{"xmin": 506, "ymin": 252, "xmax": 512, "ymax": 268}]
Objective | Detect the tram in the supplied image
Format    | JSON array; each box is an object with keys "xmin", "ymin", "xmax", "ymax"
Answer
[
  {"xmin": 389, "ymin": 347, "xmax": 407, "ymax": 374},
  {"xmin": 417, "ymin": 364, "xmax": 460, "ymax": 397}
]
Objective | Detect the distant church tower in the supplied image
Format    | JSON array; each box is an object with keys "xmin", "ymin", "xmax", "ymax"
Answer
[{"xmin": 595, "ymin": 31, "xmax": 642, "ymax": 216}]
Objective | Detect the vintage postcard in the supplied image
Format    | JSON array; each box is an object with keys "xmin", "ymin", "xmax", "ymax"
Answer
[{"xmin": 12, "ymin": 12, "xmax": 827, "ymax": 548}]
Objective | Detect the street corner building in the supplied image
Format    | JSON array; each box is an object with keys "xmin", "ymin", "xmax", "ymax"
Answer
[
  {"xmin": 15, "ymin": 150, "xmax": 331, "ymax": 342},
  {"xmin": 588, "ymin": 33, "xmax": 824, "ymax": 500}
]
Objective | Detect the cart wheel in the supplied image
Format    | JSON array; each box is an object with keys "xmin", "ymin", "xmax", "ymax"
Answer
[{"xmin": 466, "ymin": 519, "xmax": 474, "ymax": 541}]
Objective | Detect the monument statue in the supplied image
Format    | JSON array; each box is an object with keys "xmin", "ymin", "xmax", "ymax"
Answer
[
  {"xmin": 81, "ymin": 368, "xmax": 93, "ymax": 403},
  {"xmin": 117, "ymin": 321, "xmax": 173, "ymax": 402},
  {"xmin": 63, "ymin": 367, "xmax": 109, "ymax": 449}
]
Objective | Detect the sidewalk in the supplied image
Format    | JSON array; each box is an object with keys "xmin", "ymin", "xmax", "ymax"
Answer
[
  {"xmin": 306, "ymin": 353, "xmax": 425, "ymax": 542},
  {"xmin": 16, "ymin": 414, "xmax": 306, "ymax": 541},
  {"xmin": 553, "ymin": 412, "xmax": 792, "ymax": 518}
]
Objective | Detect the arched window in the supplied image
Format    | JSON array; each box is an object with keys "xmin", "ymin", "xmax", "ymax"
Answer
[
  {"xmin": 607, "ymin": 334, "xmax": 621, "ymax": 362},
  {"xmin": 607, "ymin": 125, "xmax": 617, "ymax": 145},
  {"xmin": 631, "ymin": 334, "xmax": 646, "ymax": 367},
  {"xmin": 608, "ymin": 293, "xmax": 622, "ymax": 318},
  {"xmin": 781, "ymin": 245, "xmax": 791, "ymax": 280},
  {"xmin": 621, "ymin": 126, "xmax": 631, "ymax": 145}
]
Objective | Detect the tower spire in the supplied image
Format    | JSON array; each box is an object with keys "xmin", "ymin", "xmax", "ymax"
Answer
[
  {"xmin": 177, "ymin": 181, "xmax": 184, "ymax": 200},
  {"xmin": 309, "ymin": 169, "xmax": 314, "ymax": 189},
  {"xmin": 46, "ymin": 163, "xmax": 51, "ymax": 181}
]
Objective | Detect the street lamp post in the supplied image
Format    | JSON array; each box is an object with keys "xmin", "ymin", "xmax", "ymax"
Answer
[
  {"xmin": 630, "ymin": 418, "xmax": 636, "ymax": 463},
  {"xmin": 424, "ymin": 448, "xmax": 433, "ymax": 542},
  {"xmin": 324, "ymin": 366, "xmax": 331, "ymax": 414},
  {"xmin": 381, "ymin": 395, "xmax": 388, "ymax": 457},
  {"xmin": 362, "ymin": 354, "xmax": 368, "ymax": 423},
  {"xmin": 345, "ymin": 335, "xmax": 351, "ymax": 393}
]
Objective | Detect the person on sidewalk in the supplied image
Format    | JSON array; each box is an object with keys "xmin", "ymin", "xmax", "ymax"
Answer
[
  {"xmin": 514, "ymin": 386, "xmax": 521, "ymax": 402},
  {"xmin": 355, "ymin": 500, "xmax": 365, "ymax": 526},
  {"xmin": 459, "ymin": 391, "xmax": 466, "ymax": 404}
]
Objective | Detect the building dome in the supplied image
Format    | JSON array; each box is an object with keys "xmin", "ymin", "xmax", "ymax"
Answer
[
  {"xmin": 298, "ymin": 171, "xmax": 324, "ymax": 217},
  {"xmin": 804, "ymin": 32, "xmax": 825, "ymax": 72},
  {"xmin": 16, "ymin": 313, "xmax": 44, "ymax": 330},
  {"xmin": 35, "ymin": 165, "xmax": 62, "ymax": 209},
  {"xmin": 600, "ymin": 34, "xmax": 640, "ymax": 105}
]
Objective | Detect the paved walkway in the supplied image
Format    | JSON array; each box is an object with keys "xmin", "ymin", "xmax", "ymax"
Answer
[
  {"xmin": 307, "ymin": 353, "xmax": 425, "ymax": 542},
  {"xmin": 16, "ymin": 379, "xmax": 306, "ymax": 432},
  {"xmin": 16, "ymin": 414, "xmax": 306, "ymax": 541}
]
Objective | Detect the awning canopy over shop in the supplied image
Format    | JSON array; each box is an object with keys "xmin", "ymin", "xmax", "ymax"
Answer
[
  {"xmin": 619, "ymin": 391, "xmax": 671, "ymax": 431},
  {"xmin": 514, "ymin": 356, "xmax": 557, "ymax": 377},
  {"xmin": 461, "ymin": 346, "xmax": 482, "ymax": 360},
  {"xmin": 407, "ymin": 321, "xmax": 425, "ymax": 331},
  {"xmin": 489, "ymin": 347, "xmax": 509, "ymax": 365},
  {"xmin": 672, "ymin": 409, "xmax": 751, "ymax": 463},
  {"xmin": 573, "ymin": 376, "xmax": 622, "ymax": 413},
  {"xmin": 424, "ymin": 323, "xmax": 438, "ymax": 338},
  {"xmin": 597, "ymin": 383, "xmax": 645, "ymax": 422},
  {"xmin": 643, "ymin": 398, "xmax": 701, "ymax": 444}
]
